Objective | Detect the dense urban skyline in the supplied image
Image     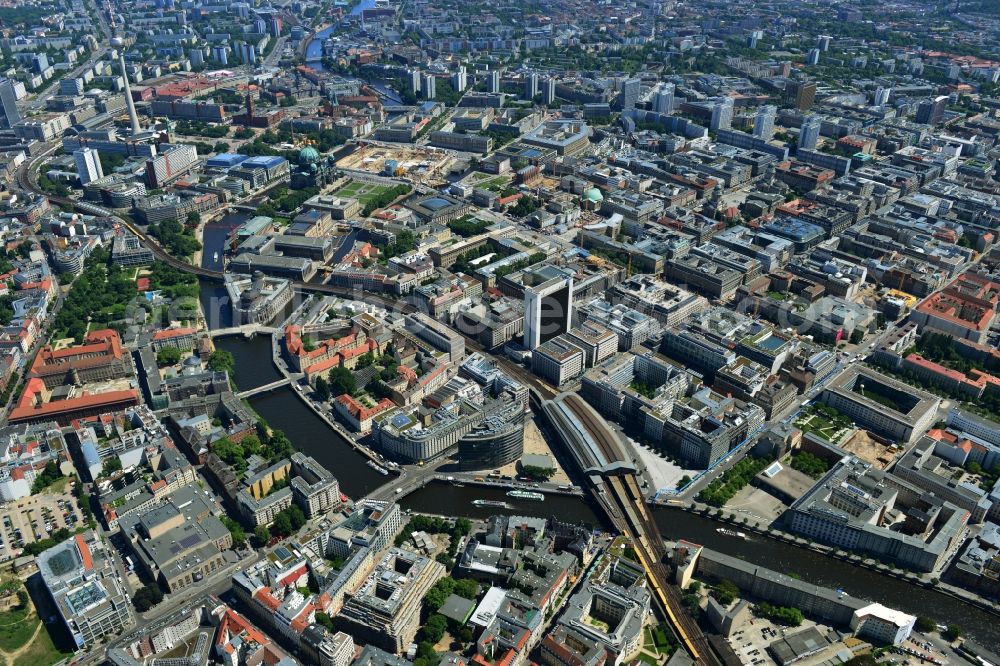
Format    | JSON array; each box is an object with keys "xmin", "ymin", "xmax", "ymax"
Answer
[{"xmin": 0, "ymin": 0, "xmax": 999, "ymax": 666}]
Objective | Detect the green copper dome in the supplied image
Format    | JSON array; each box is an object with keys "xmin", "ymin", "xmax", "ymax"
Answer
[
  {"xmin": 584, "ymin": 187, "xmax": 603, "ymax": 202},
  {"xmin": 299, "ymin": 146, "xmax": 320, "ymax": 165}
]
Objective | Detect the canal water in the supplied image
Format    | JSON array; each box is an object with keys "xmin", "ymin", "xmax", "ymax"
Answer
[
  {"xmin": 211, "ymin": 335, "xmax": 387, "ymax": 497},
  {"xmin": 196, "ymin": 237, "xmax": 1000, "ymax": 647}
]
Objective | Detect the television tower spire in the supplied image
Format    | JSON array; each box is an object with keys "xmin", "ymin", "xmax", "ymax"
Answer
[{"xmin": 111, "ymin": 36, "xmax": 142, "ymax": 136}]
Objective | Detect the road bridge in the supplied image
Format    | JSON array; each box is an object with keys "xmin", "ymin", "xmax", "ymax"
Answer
[{"xmin": 209, "ymin": 325, "xmax": 278, "ymax": 339}]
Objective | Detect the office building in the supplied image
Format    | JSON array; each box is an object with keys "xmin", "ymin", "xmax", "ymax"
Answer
[
  {"xmin": 111, "ymin": 233, "xmax": 154, "ymax": 267},
  {"xmin": 60, "ymin": 77, "xmax": 85, "ymax": 96},
  {"xmin": 565, "ymin": 321, "xmax": 617, "ymax": 368},
  {"xmin": 578, "ymin": 300, "xmax": 654, "ymax": 351},
  {"xmin": 452, "ymin": 66, "xmax": 467, "ymax": 92},
  {"xmin": 290, "ymin": 452, "xmax": 341, "ymax": 517},
  {"xmin": 119, "ymin": 485, "xmax": 231, "ymax": 592},
  {"xmin": 522, "ymin": 265, "xmax": 574, "ymax": 349},
  {"xmin": 820, "ymin": 367, "xmax": 939, "ymax": 444},
  {"xmin": 753, "ymin": 105, "xmax": 776, "ymax": 140},
  {"xmin": 145, "ymin": 144, "xmax": 199, "ymax": 188},
  {"xmin": 581, "ymin": 350, "xmax": 689, "ymax": 426},
  {"xmin": 543, "ymin": 77, "xmax": 556, "ymax": 106},
  {"xmin": 787, "ymin": 456, "xmax": 967, "ymax": 572},
  {"xmin": 608, "ymin": 275, "xmax": 707, "ymax": 328},
  {"xmin": 553, "ymin": 557, "xmax": 649, "ymax": 665},
  {"xmin": 619, "ymin": 77, "xmax": 641, "ymax": 111},
  {"xmin": 337, "ymin": 548, "xmax": 445, "ymax": 652},
  {"xmin": 675, "ymin": 543, "xmax": 913, "ymax": 644},
  {"xmin": 374, "ymin": 372, "xmax": 525, "ymax": 465},
  {"xmin": 327, "ymin": 499, "xmax": 402, "ymax": 558},
  {"xmin": 302, "ymin": 627, "xmax": 355, "ymax": 666},
  {"xmin": 524, "ymin": 73, "xmax": 539, "ymax": 100},
  {"xmin": 851, "ymin": 605, "xmax": 917, "ymax": 646},
  {"xmin": 788, "ymin": 80, "xmax": 817, "ymax": 111},
  {"xmin": 874, "ymin": 87, "xmax": 891, "ymax": 107},
  {"xmin": 38, "ymin": 531, "xmax": 134, "ymax": 649},
  {"xmin": 422, "ymin": 73, "xmax": 436, "ymax": 100},
  {"xmin": 654, "ymin": 83, "xmax": 674, "ymax": 114},
  {"xmin": 150, "ymin": 99, "xmax": 226, "ymax": 122},
  {"xmin": 916, "ymin": 96, "xmax": 948, "ymax": 125},
  {"xmin": 710, "ymin": 97, "xmax": 734, "ymax": 131},
  {"xmin": 798, "ymin": 115, "xmax": 822, "ymax": 152},
  {"xmin": 403, "ymin": 312, "xmax": 465, "ymax": 361},
  {"xmin": 951, "ymin": 522, "xmax": 1000, "ymax": 598},
  {"xmin": 74, "ymin": 147, "xmax": 104, "ymax": 185},
  {"xmin": 522, "ymin": 119, "xmax": 591, "ymax": 156},
  {"xmin": 532, "ymin": 336, "xmax": 585, "ymax": 386},
  {"xmin": 0, "ymin": 78, "xmax": 21, "ymax": 129}
]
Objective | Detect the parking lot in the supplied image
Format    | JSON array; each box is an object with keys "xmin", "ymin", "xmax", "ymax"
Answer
[
  {"xmin": 728, "ymin": 619, "xmax": 780, "ymax": 666},
  {"xmin": 726, "ymin": 612, "xmax": 844, "ymax": 666},
  {"xmin": 0, "ymin": 488, "xmax": 85, "ymax": 559}
]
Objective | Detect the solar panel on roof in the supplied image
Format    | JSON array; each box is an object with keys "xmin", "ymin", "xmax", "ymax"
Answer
[{"xmin": 180, "ymin": 533, "xmax": 202, "ymax": 548}]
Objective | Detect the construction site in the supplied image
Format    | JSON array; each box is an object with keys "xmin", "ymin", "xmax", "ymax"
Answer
[{"xmin": 335, "ymin": 142, "xmax": 457, "ymax": 186}]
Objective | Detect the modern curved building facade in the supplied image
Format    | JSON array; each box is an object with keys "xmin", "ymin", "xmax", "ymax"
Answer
[
  {"xmin": 375, "ymin": 394, "xmax": 525, "ymax": 464},
  {"xmin": 457, "ymin": 410, "xmax": 526, "ymax": 470}
]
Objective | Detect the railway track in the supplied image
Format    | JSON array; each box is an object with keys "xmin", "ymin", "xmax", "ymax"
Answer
[
  {"xmin": 24, "ymin": 160, "xmax": 719, "ymax": 662},
  {"xmin": 600, "ymin": 472, "xmax": 722, "ymax": 666}
]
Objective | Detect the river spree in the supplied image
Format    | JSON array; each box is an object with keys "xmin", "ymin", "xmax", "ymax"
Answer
[
  {"xmin": 304, "ymin": 0, "xmax": 377, "ymax": 68},
  {"xmin": 402, "ymin": 482, "xmax": 1000, "ymax": 648},
  {"xmin": 203, "ymin": 287, "xmax": 1000, "ymax": 649}
]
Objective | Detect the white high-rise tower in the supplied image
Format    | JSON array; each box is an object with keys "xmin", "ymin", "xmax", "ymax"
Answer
[{"xmin": 74, "ymin": 147, "xmax": 104, "ymax": 185}]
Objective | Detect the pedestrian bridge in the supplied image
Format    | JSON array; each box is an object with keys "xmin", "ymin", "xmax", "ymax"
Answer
[{"xmin": 237, "ymin": 378, "xmax": 292, "ymax": 398}]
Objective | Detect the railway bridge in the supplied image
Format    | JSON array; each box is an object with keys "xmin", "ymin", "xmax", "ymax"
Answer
[{"xmin": 541, "ymin": 392, "xmax": 725, "ymax": 666}]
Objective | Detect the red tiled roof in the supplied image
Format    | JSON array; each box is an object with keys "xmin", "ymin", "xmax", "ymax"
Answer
[
  {"xmin": 30, "ymin": 329, "xmax": 125, "ymax": 377},
  {"xmin": 252, "ymin": 587, "xmax": 282, "ymax": 612},
  {"xmin": 76, "ymin": 533, "xmax": 93, "ymax": 570},
  {"xmin": 216, "ymin": 608, "xmax": 270, "ymax": 648},
  {"xmin": 152, "ymin": 327, "xmax": 196, "ymax": 340},
  {"xmin": 334, "ymin": 394, "xmax": 394, "ymax": 421},
  {"xmin": 9, "ymin": 378, "xmax": 138, "ymax": 424}
]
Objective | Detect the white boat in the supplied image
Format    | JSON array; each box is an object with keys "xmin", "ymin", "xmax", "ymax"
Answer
[
  {"xmin": 213, "ymin": 251, "xmax": 219, "ymax": 262},
  {"xmin": 366, "ymin": 460, "xmax": 389, "ymax": 475},
  {"xmin": 716, "ymin": 528, "xmax": 748, "ymax": 540},
  {"xmin": 472, "ymin": 499, "xmax": 510, "ymax": 508},
  {"xmin": 507, "ymin": 490, "xmax": 545, "ymax": 501}
]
